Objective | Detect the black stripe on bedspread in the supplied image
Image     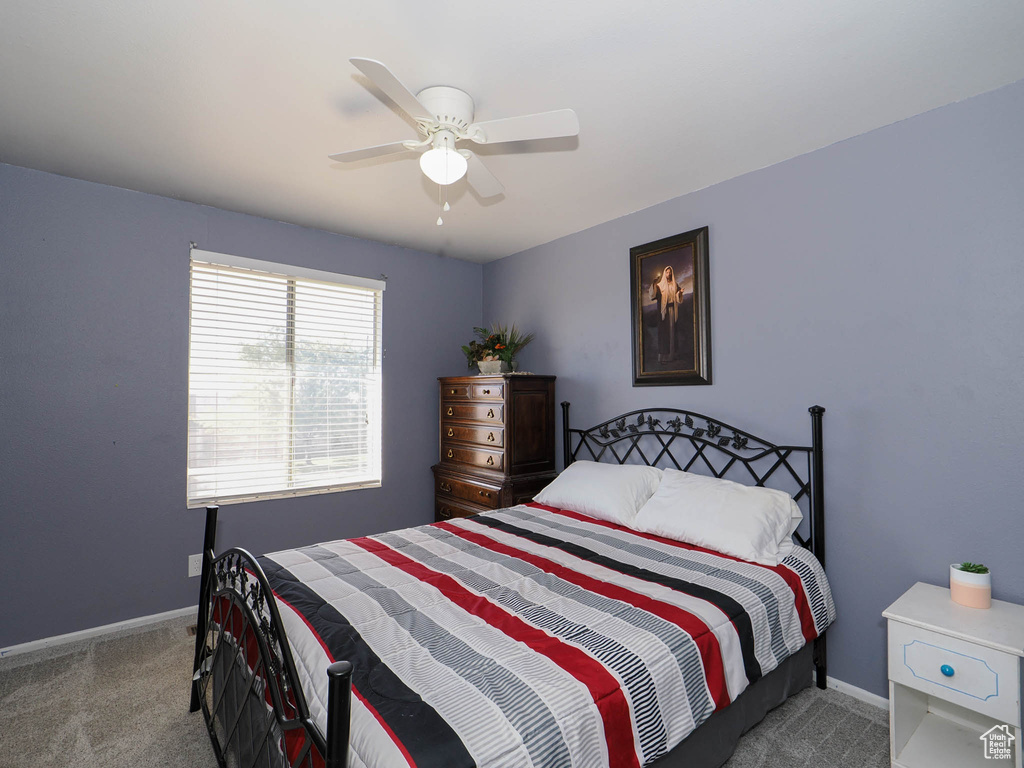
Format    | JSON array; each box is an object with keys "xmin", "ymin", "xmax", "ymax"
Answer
[
  {"xmin": 259, "ymin": 556, "xmax": 476, "ymax": 768},
  {"xmin": 372, "ymin": 531, "xmax": 671, "ymax": 763},
  {"xmin": 472, "ymin": 515, "xmax": 764, "ymax": 686},
  {"xmin": 507, "ymin": 507, "xmax": 796, "ymax": 665},
  {"xmin": 303, "ymin": 543, "xmax": 576, "ymax": 768}
]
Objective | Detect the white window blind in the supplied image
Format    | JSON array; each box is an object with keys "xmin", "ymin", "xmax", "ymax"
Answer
[{"xmin": 187, "ymin": 250, "xmax": 384, "ymax": 508}]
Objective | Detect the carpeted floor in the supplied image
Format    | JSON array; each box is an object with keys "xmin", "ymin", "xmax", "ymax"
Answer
[{"xmin": 0, "ymin": 616, "xmax": 890, "ymax": 768}]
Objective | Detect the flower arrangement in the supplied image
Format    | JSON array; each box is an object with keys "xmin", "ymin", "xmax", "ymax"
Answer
[{"xmin": 461, "ymin": 324, "xmax": 536, "ymax": 369}]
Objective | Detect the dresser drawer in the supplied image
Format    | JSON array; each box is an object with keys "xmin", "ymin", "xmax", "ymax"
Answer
[
  {"xmin": 442, "ymin": 403, "xmax": 504, "ymax": 424},
  {"xmin": 436, "ymin": 474, "xmax": 501, "ymax": 509},
  {"xmin": 441, "ymin": 383, "xmax": 472, "ymax": 399},
  {"xmin": 435, "ymin": 496, "xmax": 487, "ymax": 522},
  {"xmin": 442, "ymin": 423, "xmax": 503, "ymax": 448},
  {"xmin": 888, "ymin": 620, "xmax": 1021, "ymax": 725},
  {"xmin": 441, "ymin": 442, "xmax": 504, "ymax": 472},
  {"xmin": 471, "ymin": 383, "xmax": 503, "ymax": 400}
]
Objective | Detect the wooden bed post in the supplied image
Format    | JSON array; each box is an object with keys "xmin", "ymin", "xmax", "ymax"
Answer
[
  {"xmin": 561, "ymin": 401, "xmax": 572, "ymax": 469},
  {"xmin": 808, "ymin": 406, "xmax": 827, "ymax": 689},
  {"xmin": 326, "ymin": 660, "xmax": 353, "ymax": 768},
  {"xmin": 189, "ymin": 504, "xmax": 219, "ymax": 713}
]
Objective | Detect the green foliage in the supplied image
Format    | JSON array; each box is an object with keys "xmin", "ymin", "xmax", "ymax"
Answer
[
  {"xmin": 461, "ymin": 337, "xmax": 490, "ymax": 369},
  {"xmin": 956, "ymin": 562, "xmax": 989, "ymax": 574},
  {"xmin": 461, "ymin": 324, "xmax": 536, "ymax": 367}
]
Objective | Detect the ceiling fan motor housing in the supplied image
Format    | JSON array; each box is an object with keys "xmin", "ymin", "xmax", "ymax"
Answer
[{"xmin": 416, "ymin": 86, "xmax": 475, "ymax": 132}]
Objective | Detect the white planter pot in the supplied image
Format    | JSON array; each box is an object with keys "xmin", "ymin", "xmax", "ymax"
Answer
[
  {"xmin": 477, "ymin": 360, "xmax": 509, "ymax": 374},
  {"xmin": 950, "ymin": 564, "xmax": 991, "ymax": 609}
]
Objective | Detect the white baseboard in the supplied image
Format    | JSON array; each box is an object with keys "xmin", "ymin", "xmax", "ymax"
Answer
[
  {"xmin": 826, "ymin": 675, "xmax": 889, "ymax": 710},
  {"xmin": 0, "ymin": 606, "xmax": 196, "ymax": 660}
]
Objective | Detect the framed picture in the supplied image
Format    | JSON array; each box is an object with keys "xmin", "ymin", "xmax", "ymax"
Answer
[{"xmin": 630, "ymin": 226, "xmax": 711, "ymax": 386}]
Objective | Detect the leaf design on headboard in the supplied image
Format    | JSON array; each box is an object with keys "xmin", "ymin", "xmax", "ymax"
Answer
[{"xmin": 586, "ymin": 411, "xmax": 759, "ymax": 453}]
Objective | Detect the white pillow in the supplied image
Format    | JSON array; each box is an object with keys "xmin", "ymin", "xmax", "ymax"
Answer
[
  {"xmin": 633, "ymin": 469, "xmax": 801, "ymax": 565},
  {"xmin": 776, "ymin": 504, "xmax": 804, "ymax": 561},
  {"xmin": 533, "ymin": 460, "xmax": 663, "ymax": 527}
]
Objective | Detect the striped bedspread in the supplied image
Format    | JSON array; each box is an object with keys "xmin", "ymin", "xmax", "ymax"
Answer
[{"xmin": 259, "ymin": 503, "xmax": 835, "ymax": 768}]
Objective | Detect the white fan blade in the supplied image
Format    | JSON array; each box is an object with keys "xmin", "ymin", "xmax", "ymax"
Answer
[
  {"xmin": 350, "ymin": 58, "xmax": 433, "ymax": 122},
  {"xmin": 328, "ymin": 141, "xmax": 413, "ymax": 163},
  {"xmin": 470, "ymin": 109, "xmax": 579, "ymax": 144},
  {"xmin": 465, "ymin": 152, "xmax": 505, "ymax": 198}
]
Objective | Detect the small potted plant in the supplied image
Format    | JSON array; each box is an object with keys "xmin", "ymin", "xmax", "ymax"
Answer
[
  {"xmin": 461, "ymin": 324, "xmax": 535, "ymax": 374},
  {"xmin": 950, "ymin": 562, "xmax": 991, "ymax": 609}
]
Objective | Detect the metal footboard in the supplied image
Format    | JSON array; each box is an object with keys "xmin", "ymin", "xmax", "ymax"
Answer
[{"xmin": 189, "ymin": 506, "xmax": 353, "ymax": 768}]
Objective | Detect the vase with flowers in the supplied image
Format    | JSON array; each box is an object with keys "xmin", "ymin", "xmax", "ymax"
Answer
[{"xmin": 461, "ymin": 324, "xmax": 536, "ymax": 374}]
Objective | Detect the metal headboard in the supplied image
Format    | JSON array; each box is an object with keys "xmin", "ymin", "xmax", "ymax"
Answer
[
  {"xmin": 560, "ymin": 402, "xmax": 828, "ymax": 689},
  {"xmin": 561, "ymin": 402, "xmax": 825, "ymax": 566}
]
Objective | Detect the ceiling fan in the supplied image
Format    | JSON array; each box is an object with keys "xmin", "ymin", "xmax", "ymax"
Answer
[{"xmin": 329, "ymin": 58, "xmax": 579, "ymax": 214}]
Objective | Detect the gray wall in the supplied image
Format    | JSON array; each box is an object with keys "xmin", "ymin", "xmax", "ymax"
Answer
[
  {"xmin": 483, "ymin": 79, "xmax": 1024, "ymax": 697},
  {"xmin": 0, "ymin": 164, "xmax": 482, "ymax": 648}
]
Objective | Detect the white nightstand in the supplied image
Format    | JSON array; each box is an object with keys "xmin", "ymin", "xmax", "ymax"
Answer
[{"xmin": 884, "ymin": 582, "xmax": 1024, "ymax": 768}]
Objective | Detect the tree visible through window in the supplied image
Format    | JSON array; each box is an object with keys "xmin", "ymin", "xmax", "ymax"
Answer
[{"xmin": 187, "ymin": 252, "xmax": 383, "ymax": 507}]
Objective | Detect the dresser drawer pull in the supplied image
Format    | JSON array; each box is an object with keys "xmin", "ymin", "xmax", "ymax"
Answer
[
  {"xmin": 439, "ymin": 507, "xmax": 452, "ymax": 519},
  {"xmin": 447, "ymin": 407, "xmax": 453, "ymax": 416},
  {"xmin": 447, "ymin": 449, "xmax": 453, "ymax": 459},
  {"xmin": 479, "ymin": 490, "xmax": 491, "ymax": 498},
  {"xmin": 940, "ymin": 664, "xmax": 955, "ymax": 678},
  {"xmin": 447, "ymin": 428, "xmax": 454, "ymax": 437},
  {"xmin": 440, "ymin": 482, "xmax": 452, "ymax": 492},
  {"xmin": 487, "ymin": 432, "xmax": 495, "ymax": 442},
  {"xmin": 487, "ymin": 408, "xmax": 495, "ymax": 418},
  {"xmin": 486, "ymin": 456, "xmax": 494, "ymax": 466},
  {"xmin": 450, "ymin": 388, "xmax": 457, "ymax": 394},
  {"xmin": 482, "ymin": 388, "xmax": 491, "ymax": 394}
]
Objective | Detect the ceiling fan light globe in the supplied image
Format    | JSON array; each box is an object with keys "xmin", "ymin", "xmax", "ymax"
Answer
[{"xmin": 419, "ymin": 147, "xmax": 467, "ymax": 186}]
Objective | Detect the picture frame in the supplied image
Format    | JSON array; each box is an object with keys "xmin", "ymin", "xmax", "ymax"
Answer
[{"xmin": 630, "ymin": 226, "xmax": 711, "ymax": 386}]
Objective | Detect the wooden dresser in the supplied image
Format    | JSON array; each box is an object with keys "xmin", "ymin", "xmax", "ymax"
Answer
[{"xmin": 432, "ymin": 374, "xmax": 556, "ymax": 522}]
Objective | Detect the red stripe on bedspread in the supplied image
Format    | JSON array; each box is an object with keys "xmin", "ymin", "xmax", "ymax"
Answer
[
  {"xmin": 351, "ymin": 535, "xmax": 641, "ymax": 768},
  {"xmin": 273, "ymin": 591, "xmax": 419, "ymax": 768},
  {"xmin": 438, "ymin": 520, "xmax": 731, "ymax": 710},
  {"xmin": 530, "ymin": 504, "xmax": 820, "ymax": 644}
]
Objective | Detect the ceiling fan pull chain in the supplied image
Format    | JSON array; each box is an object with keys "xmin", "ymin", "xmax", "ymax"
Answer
[
  {"xmin": 435, "ymin": 134, "xmax": 452, "ymax": 225},
  {"xmin": 442, "ymin": 136, "xmax": 451, "ymax": 213},
  {"xmin": 436, "ymin": 172, "xmax": 443, "ymax": 226}
]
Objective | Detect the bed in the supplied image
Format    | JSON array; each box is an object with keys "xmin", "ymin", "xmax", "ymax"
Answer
[{"xmin": 190, "ymin": 403, "xmax": 833, "ymax": 768}]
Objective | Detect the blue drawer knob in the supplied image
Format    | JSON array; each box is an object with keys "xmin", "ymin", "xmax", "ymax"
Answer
[{"xmin": 940, "ymin": 664, "xmax": 955, "ymax": 677}]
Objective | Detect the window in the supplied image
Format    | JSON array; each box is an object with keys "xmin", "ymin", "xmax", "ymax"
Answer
[{"xmin": 187, "ymin": 250, "xmax": 383, "ymax": 507}]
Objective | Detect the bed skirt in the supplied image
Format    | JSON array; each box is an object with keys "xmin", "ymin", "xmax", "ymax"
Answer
[{"xmin": 652, "ymin": 642, "xmax": 812, "ymax": 768}]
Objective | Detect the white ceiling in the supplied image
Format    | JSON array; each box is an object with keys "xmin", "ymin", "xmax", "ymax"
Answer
[{"xmin": 2, "ymin": 1, "xmax": 1023, "ymax": 263}]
